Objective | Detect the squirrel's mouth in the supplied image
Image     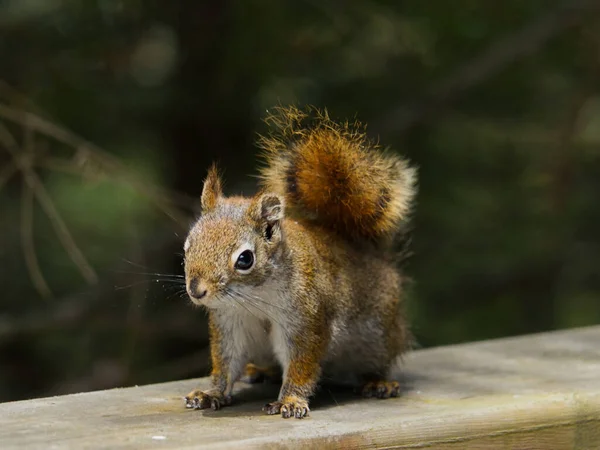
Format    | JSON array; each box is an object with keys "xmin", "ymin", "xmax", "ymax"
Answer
[
  {"xmin": 187, "ymin": 292, "xmax": 208, "ymax": 306},
  {"xmin": 186, "ymin": 285, "xmax": 229, "ymax": 309},
  {"xmin": 186, "ymin": 277, "xmax": 212, "ymax": 306}
]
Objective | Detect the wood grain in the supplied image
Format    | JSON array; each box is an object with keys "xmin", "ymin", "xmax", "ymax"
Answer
[{"xmin": 1, "ymin": 326, "xmax": 599, "ymax": 449}]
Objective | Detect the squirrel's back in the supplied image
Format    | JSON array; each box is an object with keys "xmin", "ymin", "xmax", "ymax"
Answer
[{"xmin": 258, "ymin": 106, "xmax": 416, "ymax": 243}]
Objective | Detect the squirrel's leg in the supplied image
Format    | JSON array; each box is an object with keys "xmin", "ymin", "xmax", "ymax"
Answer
[
  {"xmin": 184, "ymin": 312, "xmax": 245, "ymax": 411},
  {"xmin": 356, "ymin": 320, "xmax": 405, "ymax": 399},
  {"xmin": 263, "ymin": 324, "xmax": 328, "ymax": 419}
]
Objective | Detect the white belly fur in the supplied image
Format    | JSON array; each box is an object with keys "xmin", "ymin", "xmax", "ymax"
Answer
[{"xmin": 221, "ymin": 281, "xmax": 389, "ymax": 385}]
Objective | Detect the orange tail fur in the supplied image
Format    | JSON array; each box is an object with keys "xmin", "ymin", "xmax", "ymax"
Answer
[{"xmin": 258, "ymin": 106, "xmax": 416, "ymax": 242}]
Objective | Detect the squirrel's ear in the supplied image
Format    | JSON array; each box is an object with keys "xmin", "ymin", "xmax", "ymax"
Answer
[
  {"xmin": 251, "ymin": 193, "xmax": 285, "ymax": 242},
  {"xmin": 201, "ymin": 164, "xmax": 223, "ymax": 212},
  {"xmin": 260, "ymin": 193, "xmax": 284, "ymax": 223},
  {"xmin": 251, "ymin": 193, "xmax": 285, "ymax": 225}
]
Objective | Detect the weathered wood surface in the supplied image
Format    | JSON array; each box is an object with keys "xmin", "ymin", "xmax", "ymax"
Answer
[{"xmin": 1, "ymin": 326, "xmax": 599, "ymax": 449}]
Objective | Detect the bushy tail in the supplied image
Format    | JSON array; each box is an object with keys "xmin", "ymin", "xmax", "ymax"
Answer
[{"xmin": 258, "ymin": 106, "xmax": 416, "ymax": 242}]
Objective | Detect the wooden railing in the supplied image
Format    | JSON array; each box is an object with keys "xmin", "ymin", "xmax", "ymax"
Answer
[{"xmin": 1, "ymin": 325, "xmax": 599, "ymax": 449}]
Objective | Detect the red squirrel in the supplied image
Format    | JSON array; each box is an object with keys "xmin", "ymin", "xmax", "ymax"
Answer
[{"xmin": 182, "ymin": 106, "xmax": 416, "ymax": 419}]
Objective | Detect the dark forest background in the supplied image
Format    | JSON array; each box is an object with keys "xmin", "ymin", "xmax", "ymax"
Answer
[{"xmin": 1, "ymin": 0, "xmax": 599, "ymax": 403}]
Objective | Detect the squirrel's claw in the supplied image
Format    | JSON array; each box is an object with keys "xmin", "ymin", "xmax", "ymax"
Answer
[
  {"xmin": 263, "ymin": 398, "xmax": 310, "ymax": 419},
  {"xmin": 293, "ymin": 405, "xmax": 309, "ymax": 419},
  {"xmin": 184, "ymin": 389, "xmax": 232, "ymax": 411},
  {"xmin": 263, "ymin": 401, "xmax": 281, "ymax": 415}
]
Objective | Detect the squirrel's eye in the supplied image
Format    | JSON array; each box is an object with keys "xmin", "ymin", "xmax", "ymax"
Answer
[{"xmin": 235, "ymin": 250, "xmax": 254, "ymax": 272}]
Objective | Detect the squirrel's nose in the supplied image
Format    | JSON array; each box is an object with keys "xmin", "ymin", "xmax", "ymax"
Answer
[{"xmin": 188, "ymin": 277, "xmax": 208, "ymax": 300}]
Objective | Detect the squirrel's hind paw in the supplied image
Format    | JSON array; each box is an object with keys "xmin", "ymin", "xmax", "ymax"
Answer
[
  {"xmin": 359, "ymin": 380, "xmax": 400, "ymax": 399},
  {"xmin": 241, "ymin": 363, "xmax": 282, "ymax": 384},
  {"xmin": 184, "ymin": 389, "xmax": 232, "ymax": 411},
  {"xmin": 263, "ymin": 397, "xmax": 310, "ymax": 419}
]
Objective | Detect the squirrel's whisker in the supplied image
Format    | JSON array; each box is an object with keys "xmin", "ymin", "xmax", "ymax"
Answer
[
  {"xmin": 114, "ymin": 278, "xmax": 185, "ymax": 291},
  {"xmin": 226, "ymin": 287, "xmax": 283, "ymax": 315},
  {"xmin": 166, "ymin": 288, "xmax": 188, "ymax": 301},
  {"xmin": 120, "ymin": 258, "xmax": 185, "ymax": 275},
  {"xmin": 114, "ymin": 280, "xmax": 153, "ymax": 290},
  {"xmin": 229, "ymin": 291, "xmax": 290, "ymax": 327},
  {"xmin": 225, "ymin": 289, "xmax": 283, "ymax": 327},
  {"xmin": 112, "ymin": 270, "xmax": 184, "ymax": 279},
  {"xmin": 229, "ymin": 288, "xmax": 290, "ymax": 313},
  {"xmin": 225, "ymin": 292, "xmax": 264, "ymax": 323}
]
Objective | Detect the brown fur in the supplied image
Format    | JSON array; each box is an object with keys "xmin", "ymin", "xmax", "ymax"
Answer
[
  {"xmin": 183, "ymin": 106, "xmax": 417, "ymax": 419},
  {"xmin": 258, "ymin": 106, "xmax": 416, "ymax": 242}
]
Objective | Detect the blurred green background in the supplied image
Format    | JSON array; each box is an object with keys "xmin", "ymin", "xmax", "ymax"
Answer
[{"xmin": 1, "ymin": 0, "xmax": 599, "ymax": 403}]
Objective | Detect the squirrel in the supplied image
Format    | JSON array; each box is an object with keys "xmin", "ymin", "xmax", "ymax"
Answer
[{"xmin": 182, "ymin": 106, "xmax": 417, "ymax": 419}]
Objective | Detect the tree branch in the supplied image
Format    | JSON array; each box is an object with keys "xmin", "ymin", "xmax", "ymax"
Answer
[
  {"xmin": 20, "ymin": 176, "xmax": 53, "ymax": 299},
  {"xmin": 0, "ymin": 122, "xmax": 98, "ymax": 285},
  {"xmin": 0, "ymin": 103, "xmax": 193, "ymax": 227},
  {"xmin": 23, "ymin": 169, "xmax": 99, "ymax": 284}
]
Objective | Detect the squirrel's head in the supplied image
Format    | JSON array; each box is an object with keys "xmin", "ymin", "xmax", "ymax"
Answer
[{"xmin": 183, "ymin": 165, "xmax": 285, "ymax": 308}]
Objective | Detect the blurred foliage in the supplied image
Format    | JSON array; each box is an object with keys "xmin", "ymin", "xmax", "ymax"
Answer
[{"xmin": 1, "ymin": 0, "xmax": 600, "ymax": 402}]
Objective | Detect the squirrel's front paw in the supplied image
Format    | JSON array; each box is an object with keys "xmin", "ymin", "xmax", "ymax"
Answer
[
  {"xmin": 263, "ymin": 396, "xmax": 310, "ymax": 419},
  {"xmin": 184, "ymin": 389, "xmax": 232, "ymax": 411}
]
